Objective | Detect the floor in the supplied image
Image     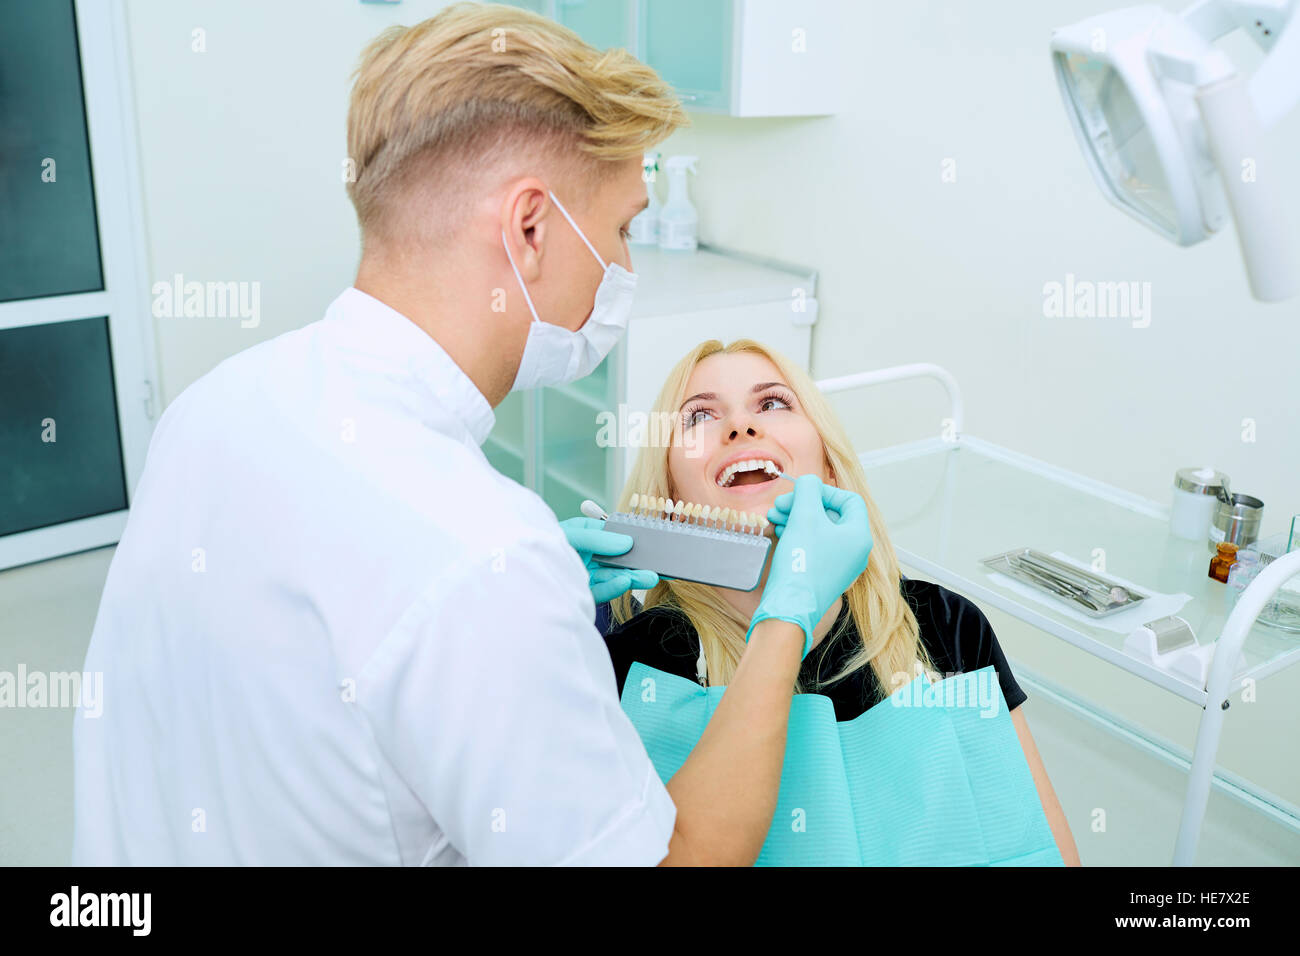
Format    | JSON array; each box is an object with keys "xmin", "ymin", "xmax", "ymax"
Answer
[{"xmin": 2, "ymin": 546, "xmax": 1297, "ymax": 866}]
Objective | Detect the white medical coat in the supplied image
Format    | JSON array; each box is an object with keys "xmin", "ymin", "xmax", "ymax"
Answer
[{"xmin": 71, "ymin": 287, "xmax": 676, "ymax": 865}]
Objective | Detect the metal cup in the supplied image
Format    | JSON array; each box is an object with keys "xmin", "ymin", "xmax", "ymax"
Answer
[{"xmin": 1211, "ymin": 493, "xmax": 1264, "ymax": 550}]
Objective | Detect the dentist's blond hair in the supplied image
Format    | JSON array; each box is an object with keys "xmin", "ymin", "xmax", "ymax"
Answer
[
  {"xmin": 346, "ymin": 1, "xmax": 686, "ymax": 246},
  {"xmin": 612, "ymin": 340, "xmax": 938, "ymax": 697}
]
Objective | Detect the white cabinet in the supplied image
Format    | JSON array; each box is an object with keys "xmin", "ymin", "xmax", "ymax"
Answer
[
  {"xmin": 484, "ymin": 244, "xmax": 817, "ymax": 520},
  {"xmin": 505, "ymin": 0, "xmax": 844, "ymax": 117}
]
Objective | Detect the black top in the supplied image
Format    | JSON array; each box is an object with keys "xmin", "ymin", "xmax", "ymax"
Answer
[{"xmin": 601, "ymin": 578, "xmax": 1027, "ymax": 722}]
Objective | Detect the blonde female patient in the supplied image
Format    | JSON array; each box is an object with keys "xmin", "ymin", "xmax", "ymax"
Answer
[{"xmin": 602, "ymin": 339, "xmax": 1081, "ymax": 866}]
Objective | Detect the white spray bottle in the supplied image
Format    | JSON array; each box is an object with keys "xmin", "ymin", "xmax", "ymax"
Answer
[
  {"xmin": 658, "ymin": 155, "xmax": 698, "ymax": 252},
  {"xmin": 627, "ymin": 151, "xmax": 661, "ymax": 246}
]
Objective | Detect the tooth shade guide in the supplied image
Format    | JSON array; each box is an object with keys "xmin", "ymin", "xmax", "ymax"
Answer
[{"xmin": 596, "ymin": 498, "xmax": 773, "ymax": 590}]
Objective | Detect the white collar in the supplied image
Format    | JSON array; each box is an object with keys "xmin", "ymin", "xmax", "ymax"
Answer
[{"xmin": 326, "ymin": 287, "xmax": 497, "ymax": 446}]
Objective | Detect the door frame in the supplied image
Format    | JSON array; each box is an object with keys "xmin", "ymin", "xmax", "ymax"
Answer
[{"xmin": 0, "ymin": 0, "xmax": 157, "ymax": 571}]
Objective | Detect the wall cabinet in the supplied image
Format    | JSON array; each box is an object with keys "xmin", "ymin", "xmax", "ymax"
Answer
[{"xmin": 505, "ymin": 0, "xmax": 843, "ymax": 117}]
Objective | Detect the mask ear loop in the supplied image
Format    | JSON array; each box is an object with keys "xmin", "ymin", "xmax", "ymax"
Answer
[
  {"xmin": 547, "ymin": 191, "xmax": 609, "ymax": 271},
  {"xmin": 500, "ymin": 230, "xmax": 541, "ymax": 323}
]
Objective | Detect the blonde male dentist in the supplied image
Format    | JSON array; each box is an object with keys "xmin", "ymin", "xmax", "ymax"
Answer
[{"xmin": 72, "ymin": 3, "xmax": 872, "ymax": 867}]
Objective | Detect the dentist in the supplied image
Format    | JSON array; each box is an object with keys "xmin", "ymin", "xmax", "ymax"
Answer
[{"xmin": 72, "ymin": 2, "xmax": 872, "ymax": 866}]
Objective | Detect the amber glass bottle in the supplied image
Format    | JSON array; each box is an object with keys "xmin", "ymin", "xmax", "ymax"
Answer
[{"xmin": 1209, "ymin": 542, "xmax": 1239, "ymax": 583}]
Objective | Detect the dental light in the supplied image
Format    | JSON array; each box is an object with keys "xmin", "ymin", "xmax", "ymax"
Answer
[{"xmin": 1050, "ymin": 1, "xmax": 1300, "ymax": 301}]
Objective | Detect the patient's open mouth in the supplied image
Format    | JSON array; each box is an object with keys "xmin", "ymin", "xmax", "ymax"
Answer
[{"xmin": 715, "ymin": 457, "xmax": 783, "ymax": 489}]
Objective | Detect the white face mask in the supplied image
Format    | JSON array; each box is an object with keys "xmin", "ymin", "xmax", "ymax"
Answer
[{"xmin": 503, "ymin": 191, "xmax": 637, "ymax": 392}]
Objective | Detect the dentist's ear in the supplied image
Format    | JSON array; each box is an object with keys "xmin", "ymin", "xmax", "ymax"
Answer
[{"xmin": 500, "ymin": 178, "xmax": 551, "ymax": 279}]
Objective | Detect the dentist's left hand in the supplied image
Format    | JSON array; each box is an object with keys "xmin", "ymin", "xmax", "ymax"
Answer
[{"xmin": 559, "ymin": 517, "xmax": 659, "ymax": 604}]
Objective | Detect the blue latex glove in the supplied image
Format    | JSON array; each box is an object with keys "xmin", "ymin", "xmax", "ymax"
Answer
[
  {"xmin": 748, "ymin": 474, "xmax": 873, "ymax": 658},
  {"xmin": 559, "ymin": 517, "xmax": 660, "ymax": 605}
]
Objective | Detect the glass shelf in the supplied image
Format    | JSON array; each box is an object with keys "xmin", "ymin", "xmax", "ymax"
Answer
[{"xmin": 859, "ymin": 436, "xmax": 1300, "ymax": 706}]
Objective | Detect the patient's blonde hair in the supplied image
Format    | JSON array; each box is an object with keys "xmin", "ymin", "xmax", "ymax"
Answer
[
  {"xmin": 346, "ymin": 1, "xmax": 686, "ymax": 244},
  {"xmin": 612, "ymin": 340, "xmax": 938, "ymax": 700}
]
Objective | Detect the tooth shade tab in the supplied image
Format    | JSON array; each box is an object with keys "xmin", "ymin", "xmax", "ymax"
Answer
[{"xmin": 608, "ymin": 498, "xmax": 774, "ymax": 535}]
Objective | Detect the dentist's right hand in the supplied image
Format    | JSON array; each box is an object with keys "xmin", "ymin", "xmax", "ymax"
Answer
[{"xmin": 746, "ymin": 474, "xmax": 873, "ymax": 660}]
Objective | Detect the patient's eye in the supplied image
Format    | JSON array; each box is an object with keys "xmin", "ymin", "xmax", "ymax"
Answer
[
  {"xmin": 758, "ymin": 388, "xmax": 794, "ymax": 412},
  {"xmin": 682, "ymin": 404, "xmax": 713, "ymax": 429}
]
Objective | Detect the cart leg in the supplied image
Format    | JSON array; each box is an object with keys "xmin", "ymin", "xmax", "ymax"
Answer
[
  {"xmin": 1172, "ymin": 551, "xmax": 1300, "ymax": 865},
  {"xmin": 1173, "ymin": 698, "xmax": 1227, "ymax": 865}
]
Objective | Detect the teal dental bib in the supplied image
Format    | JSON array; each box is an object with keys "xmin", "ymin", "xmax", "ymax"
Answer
[{"xmin": 620, "ymin": 662, "xmax": 1064, "ymax": 867}]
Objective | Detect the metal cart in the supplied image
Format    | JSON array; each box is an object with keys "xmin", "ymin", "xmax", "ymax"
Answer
[{"xmin": 817, "ymin": 363, "xmax": 1300, "ymax": 866}]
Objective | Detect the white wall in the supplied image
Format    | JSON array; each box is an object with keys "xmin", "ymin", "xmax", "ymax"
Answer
[
  {"xmin": 120, "ymin": 0, "xmax": 1300, "ymax": 862},
  {"xmin": 123, "ymin": 0, "xmax": 458, "ymax": 402}
]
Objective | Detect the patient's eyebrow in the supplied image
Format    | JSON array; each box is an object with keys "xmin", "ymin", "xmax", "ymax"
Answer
[
  {"xmin": 679, "ymin": 391, "xmax": 717, "ymax": 410},
  {"xmin": 679, "ymin": 381, "xmax": 792, "ymax": 410}
]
